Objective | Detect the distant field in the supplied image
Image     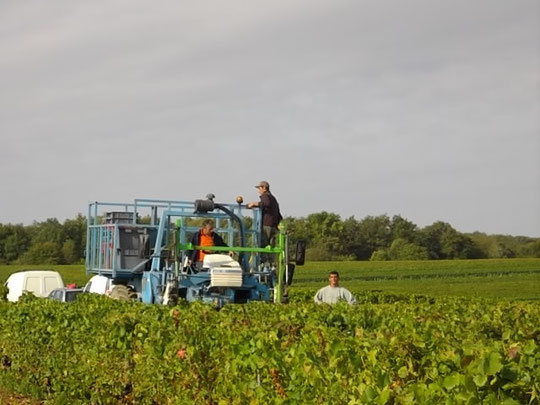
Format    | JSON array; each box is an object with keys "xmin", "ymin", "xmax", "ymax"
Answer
[
  {"xmin": 0, "ymin": 264, "xmax": 88, "ymax": 287},
  {"xmin": 293, "ymin": 258, "xmax": 540, "ymax": 301},
  {"xmin": 295, "ymin": 258, "xmax": 540, "ymax": 280},
  {"xmin": 1, "ymin": 258, "xmax": 539, "ymax": 300}
]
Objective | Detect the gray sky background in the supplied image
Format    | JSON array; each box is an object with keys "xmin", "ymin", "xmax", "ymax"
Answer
[{"xmin": 1, "ymin": 0, "xmax": 539, "ymax": 237}]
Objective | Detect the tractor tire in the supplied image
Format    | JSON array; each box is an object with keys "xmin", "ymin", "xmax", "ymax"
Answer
[{"xmin": 109, "ymin": 285, "xmax": 137, "ymax": 301}]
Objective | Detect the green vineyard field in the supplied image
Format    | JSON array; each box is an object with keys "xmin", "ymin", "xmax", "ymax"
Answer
[
  {"xmin": 0, "ymin": 294, "xmax": 538, "ymax": 404},
  {"xmin": 0, "ymin": 259, "xmax": 539, "ymax": 403}
]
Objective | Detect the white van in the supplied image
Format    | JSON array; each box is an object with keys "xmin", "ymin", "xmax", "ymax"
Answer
[{"xmin": 5, "ymin": 270, "xmax": 65, "ymax": 302}]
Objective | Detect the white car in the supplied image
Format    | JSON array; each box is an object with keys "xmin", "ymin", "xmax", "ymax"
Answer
[
  {"xmin": 48, "ymin": 287, "xmax": 85, "ymax": 302},
  {"xmin": 5, "ymin": 270, "xmax": 64, "ymax": 302}
]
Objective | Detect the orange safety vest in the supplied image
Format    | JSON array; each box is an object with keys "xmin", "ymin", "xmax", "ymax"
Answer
[{"xmin": 197, "ymin": 233, "xmax": 214, "ymax": 262}]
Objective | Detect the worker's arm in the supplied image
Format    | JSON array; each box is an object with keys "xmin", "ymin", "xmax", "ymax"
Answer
[
  {"xmin": 214, "ymin": 233, "xmax": 228, "ymax": 247},
  {"xmin": 314, "ymin": 288, "xmax": 324, "ymax": 304},
  {"xmin": 343, "ymin": 288, "xmax": 356, "ymax": 305},
  {"xmin": 213, "ymin": 233, "xmax": 234, "ymax": 257},
  {"xmin": 186, "ymin": 232, "xmax": 198, "ymax": 265},
  {"xmin": 247, "ymin": 194, "xmax": 269, "ymax": 209}
]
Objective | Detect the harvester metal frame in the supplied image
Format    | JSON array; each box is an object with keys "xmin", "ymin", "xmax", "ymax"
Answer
[{"xmin": 85, "ymin": 196, "xmax": 297, "ymax": 305}]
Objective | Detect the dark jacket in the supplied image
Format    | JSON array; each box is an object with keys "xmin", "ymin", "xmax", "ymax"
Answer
[
  {"xmin": 260, "ymin": 191, "xmax": 283, "ymax": 227},
  {"xmin": 188, "ymin": 230, "xmax": 228, "ymax": 262}
]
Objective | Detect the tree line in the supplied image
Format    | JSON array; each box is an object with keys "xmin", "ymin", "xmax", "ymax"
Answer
[
  {"xmin": 0, "ymin": 213, "xmax": 538, "ymax": 265},
  {"xmin": 283, "ymin": 212, "xmax": 540, "ymax": 261},
  {"xmin": 0, "ymin": 215, "xmax": 87, "ymax": 265}
]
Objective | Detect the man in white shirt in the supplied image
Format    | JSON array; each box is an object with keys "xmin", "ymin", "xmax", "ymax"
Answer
[{"xmin": 314, "ymin": 271, "xmax": 356, "ymax": 305}]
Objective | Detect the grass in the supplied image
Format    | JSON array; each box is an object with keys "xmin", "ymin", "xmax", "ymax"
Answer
[
  {"xmin": 295, "ymin": 258, "xmax": 540, "ymax": 280},
  {"xmin": 0, "ymin": 264, "xmax": 89, "ymax": 287},
  {"xmin": 293, "ymin": 273, "xmax": 540, "ymax": 300},
  {"xmin": 293, "ymin": 258, "xmax": 540, "ymax": 301}
]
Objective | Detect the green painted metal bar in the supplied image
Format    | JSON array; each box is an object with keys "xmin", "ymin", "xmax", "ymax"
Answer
[
  {"xmin": 177, "ymin": 244, "xmax": 282, "ymax": 254},
  {"xmin": 275, "ymin": 227, "xmax": 285, "ymax": 303}
]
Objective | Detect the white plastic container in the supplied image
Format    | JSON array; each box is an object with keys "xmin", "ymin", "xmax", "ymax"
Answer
[
  {"xmin": 83, "ymin": 274, "xmax": 114, "ymax": 295},
  {"xmin": 203, "ymin": 255, "xmax": 243, "ymax": 288}
]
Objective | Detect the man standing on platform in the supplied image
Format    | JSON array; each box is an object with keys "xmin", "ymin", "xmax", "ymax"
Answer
[{"xmin": 247, "ymin": 181, "xmax": 283, "ymax": 264}]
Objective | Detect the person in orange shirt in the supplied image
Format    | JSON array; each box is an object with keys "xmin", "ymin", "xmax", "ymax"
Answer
[{"xmin": 187, "ymin": 219, "xmax": 230, "ymax": 271}]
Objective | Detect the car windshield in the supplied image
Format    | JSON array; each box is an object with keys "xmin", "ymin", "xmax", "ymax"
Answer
[{"xmin": 65, "ymin": 290, "xmax": 82, "ymax": 302}]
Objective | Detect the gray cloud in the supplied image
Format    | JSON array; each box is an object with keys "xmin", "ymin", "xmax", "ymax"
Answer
[{"xmin": 1, "ymin": 0, "xmax": 538, "ymax": 236}]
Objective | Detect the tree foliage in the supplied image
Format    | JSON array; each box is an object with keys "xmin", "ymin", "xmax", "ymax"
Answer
[
  {"xmin": 371, "ymin": 238, "xmax": 429, "ymax": 261},
  {"xmin": 390, "ymin": 215, "xmax": 419, "ymax": 244},
  {"xmin": 0, "ymin": 216, "xmax": 87, "ymax": 265},
  {"xmin": 0, "ymin": 224, "xmax": 31, "ymax": 264},
  {"xmin": 19, "ymin": 241, "xmax": 62, "ymax": 264}
]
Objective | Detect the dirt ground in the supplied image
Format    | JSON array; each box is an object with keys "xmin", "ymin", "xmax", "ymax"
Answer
[{"xmin": 0, "ymin": 387, "xmax": 42, "ymax": 405}]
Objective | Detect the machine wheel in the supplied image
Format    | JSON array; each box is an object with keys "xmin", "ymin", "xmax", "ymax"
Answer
[{"xmin": 110, "ymin": 285, "xmax": 137, "ymax": 301}]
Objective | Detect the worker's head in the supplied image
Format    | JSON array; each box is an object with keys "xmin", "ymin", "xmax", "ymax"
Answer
[
  {"xmin": 328, "ymin": 271, "xmax": 339, "ymax": 287},
  {"xmin": 201, "ymin": 219, "xmax": 215, "ymax": 236},
  {"xmin": 255, "ymin": 180, "xmax": 270, "ymax": 194}
]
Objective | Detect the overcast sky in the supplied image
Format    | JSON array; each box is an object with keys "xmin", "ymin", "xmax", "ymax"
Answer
[{"xmin": 1, "ymin": 0, "xmax": 539, "ymax": 237}]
